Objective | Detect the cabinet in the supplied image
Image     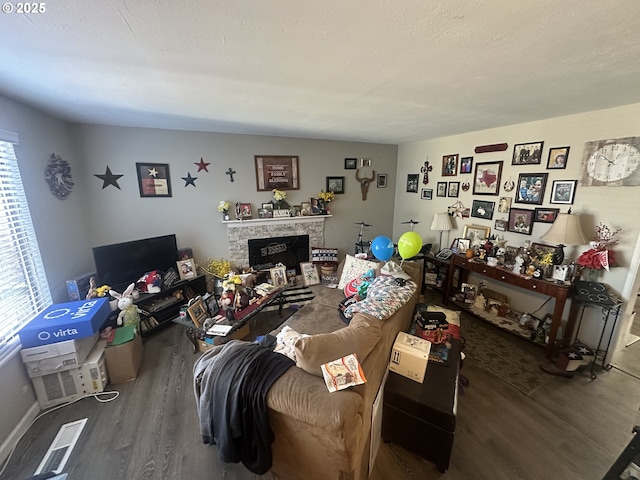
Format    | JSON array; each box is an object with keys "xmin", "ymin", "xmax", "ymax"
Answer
[
  {"xmin": 135, "ymin": 275, "xmax": 208, "ymax": 336},
  {"xmin": 445, "ymin": 254, "xmax": 571, "ymax": 357},
  {"xmin": 423, "ymin": 254, "xmax": 451, "ymax": 301}
]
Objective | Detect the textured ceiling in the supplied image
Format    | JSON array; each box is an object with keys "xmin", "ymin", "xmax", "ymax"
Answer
[{"xmin": 1, "ymin": 1, "xmax": 640, "ymax": 144}]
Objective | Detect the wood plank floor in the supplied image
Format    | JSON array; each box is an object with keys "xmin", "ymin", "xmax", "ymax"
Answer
[{"xmin": 4, "ymin": 317, "xmax": 640, "ymax": 480}]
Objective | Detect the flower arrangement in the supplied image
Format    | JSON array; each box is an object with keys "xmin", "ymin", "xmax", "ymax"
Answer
[
  {"xmin": 218, "ymin": 200, "xmax": 231, "ymax": 213},
  {"xmin": 95, "ymin": 285, "xmax": 112, "ymax": 297},
  {"xmin": 204, "ymin": 258, "xmax": 233, "ymax": 278},
  {"xmin": 318, "ymin": 190, "xmax": 335, "ymax": 203},
  {"xmin": 577, "ymin": 223, "xmax": 621, "ymax": 271},
  {"xmin": 272, "ymin": 189, "xmax": 290, "ymax": 209}
]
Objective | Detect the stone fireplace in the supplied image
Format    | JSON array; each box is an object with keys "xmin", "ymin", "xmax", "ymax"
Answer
[{"xmin": 225, "ymin": 216, "xmax": 328, "ymax": 270}]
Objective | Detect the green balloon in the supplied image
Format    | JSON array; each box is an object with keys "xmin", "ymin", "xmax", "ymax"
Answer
[{"xmin": 398, "ymin": 231, "xmax": 423, "ymax": 259}]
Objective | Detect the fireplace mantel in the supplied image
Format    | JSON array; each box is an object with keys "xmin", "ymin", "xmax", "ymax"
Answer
[
  {"xmin": 223, "ymin": 215, "xmax": 331, "ymax": 229},
  {"xmin": 224, "ymin": 216, "xmax": 329, "ymax": 268}
]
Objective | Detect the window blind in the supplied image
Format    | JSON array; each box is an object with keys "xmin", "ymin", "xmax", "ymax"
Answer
[{"xmin": 0, "ymin": 139, "xmax": 52, "ymax": 361}]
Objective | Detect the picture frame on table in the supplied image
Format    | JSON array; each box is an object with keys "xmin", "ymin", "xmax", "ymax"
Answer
[
  {"xmin": 204, "ymin": 293, "xmax": 220, "ymax": 318},
  {"xmin": 547, "ymin": 146, "xmax": 570, "ymax": 169},
  {"xmin": 187, "ymin": 297, "xmax": 208, "ymax": 329},
  {"xmin": 460, "ymin": 156, "xmax": 473, "ymax": 174},
  {"xmin": 549, "ymin": 180, "xmax": 577, "ymax": 204},
  {"xmin": 300, "ymin": 262, "xmax": 320, "ymax": 286},
  {"xmin": 534, "ymin": 207, "xmax": 559, "ymax": 223},
  {"xmin": 344, "ymin": 158, "xmax": 357, "ymax": 170},
  {"xmin": 261, "ymin": 202, "xmax": 274, "ymax": 218},
  {"xmin": 472, "ymin": 161, "xmax": 503, "ymax": 195},
  {"xmin": 471, "ymin": 199, "xmax": 495, "ymax": 220},
  {"xmin": 300, "ymin": 201, "xmax": 312, "ymax": 216},
  {"xmin": 462, "ymin": 224, "xmax": 491, "ymax": 241},
  {"xmin": 552, "ymin": 264, "xmax": 570, "ymax": 282},
  {"xmin": 177, "ymin": 258, "xmax": 196, "ymax": 280},
  {"xmin": 448, "ymin": 182, "xmax": 460, "ymax": 197},
  {"xmin": 406, "ymin": 174, "xmax": 419, "ymax": 193},
  {"xmin": 436, "ymin": 182, "xmax": 447, "ymax": 197},
  {"xmin": 508, "ymin": 207, "xmax": 534, "ymax": 235},
  {"xmin": 435, "ymin": 248, "xmax": 454, "ymax": 260},
  {"xmin": 515, "ymin": 172, "xmax": 548, "ymax": 205},
  {"xmin": 512, "ymin": 141, "xmax": 544, "ymax": 165},
  {"xmin": 421, "ymin": 188, "xmax": 433, "ymax": 200},
  {"xmin": 239, "ymin": 203, "xmax": 253, "ymax": 219},
  {"xmin": 254, "ymin": 155, "xmax": 300, "ymax": 191},
  {"xmin": 442, "ymin": 154, "xmax": 458, "ymax": 176},
  {"xmin": 310, "ymin": 198, "xmax": 322, "ymax": 214},
  {"xmin": 326, "ymin": 176, "xmax": 345, "ymax": 194},
  {"xmin": 270, "ymin": 265, "xmax": 288, "ymax": 288},
  {"xmin": 377, "ymin": 173, "xmax": 388, "ymax": 188},
  {"xmin": 136, "ymin": 163, "xmax": 172, "ymax": 198},
  {"xmin": 457, "ymin": 238, "xmax": 470, "ymax": 253}
]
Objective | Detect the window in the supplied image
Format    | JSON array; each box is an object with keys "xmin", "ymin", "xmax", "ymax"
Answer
[{"xmin": 0, "ymin": 132, "xmax": 52, "ymax": 361}]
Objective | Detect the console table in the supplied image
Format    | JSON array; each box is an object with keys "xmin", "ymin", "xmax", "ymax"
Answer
[{"xmin": 445, "ymin": 254, "xmax": 571, "ymax": 357}]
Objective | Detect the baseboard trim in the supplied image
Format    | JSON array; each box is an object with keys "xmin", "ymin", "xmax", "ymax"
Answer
[{"xmin": 0, "ymin": 401, "xmax": 39, "ymax": 467}]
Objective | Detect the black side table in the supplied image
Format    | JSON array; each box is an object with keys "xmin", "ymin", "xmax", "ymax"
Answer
[
  {"xmin": 572, "ymin": 281, "xmax": 623, "ymax": 380},
  {"xmin": 382, "ymin": 339, "xmax": 461, "ymax": 472}
]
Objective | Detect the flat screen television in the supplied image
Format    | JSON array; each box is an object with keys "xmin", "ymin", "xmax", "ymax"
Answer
[{"xmin": 92, "ymin": 234, "xmax": 178, "ymax": 291}]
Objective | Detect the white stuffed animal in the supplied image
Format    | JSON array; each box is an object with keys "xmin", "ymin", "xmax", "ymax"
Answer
[{"xmin": 109, "ymin": 283, "xmax": 142, "ymax": 327}]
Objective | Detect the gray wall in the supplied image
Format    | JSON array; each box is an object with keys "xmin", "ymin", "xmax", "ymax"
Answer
[
  {"xmin": 0, "ymin": 94, "xmax": 91, "ymax": 450},
  {"xmin": 0, "ymin": 98, "xmax": 399, "ymax": 447}
]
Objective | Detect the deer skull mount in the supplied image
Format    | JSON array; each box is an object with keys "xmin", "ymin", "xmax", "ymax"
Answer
[{"xmin": 355, "ymin": 169, "xmax": 376, "ymax": 201}]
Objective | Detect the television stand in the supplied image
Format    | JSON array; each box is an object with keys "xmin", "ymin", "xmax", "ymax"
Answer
[{"xmin": 135, "ymin": 274, "xmax": 207, "ymax": 336}]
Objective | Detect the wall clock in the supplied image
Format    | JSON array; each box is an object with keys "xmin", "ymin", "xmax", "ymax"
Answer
[
  {"xmin": 580, "ymin": 136, "xmax": 640, "ymax": 186},
  {"xmin": 45, "ymin": 153, "xmax": 74, "ymax": 199}
]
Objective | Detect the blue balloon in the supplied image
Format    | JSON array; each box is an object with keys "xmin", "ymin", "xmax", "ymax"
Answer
[{"xmin": 371, "ymin": 236, "xmax": 394, "ymax": 261}]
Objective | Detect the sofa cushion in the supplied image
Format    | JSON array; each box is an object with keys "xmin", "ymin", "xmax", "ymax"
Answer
[
  {"xmin": 294, "ymin": 315, "xmax": 382, "ymax": 377},
  {"xmin": 344, "ymin": 276, "xmax": 416, "ymax": 320},
  {"xmin": 337, "ymin": 254, "xmax": 379, "ymax": 289}
]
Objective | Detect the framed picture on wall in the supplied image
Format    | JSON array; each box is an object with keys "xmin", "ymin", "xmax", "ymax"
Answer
[
  {"xmin": 136, "ymin": 163, "xmax": 172, "ymax": 198},
  {"xmin": 436, "ymin": 182, "xmax": 447, "ymax": 197},
  {"xmin": 547, "ymin": 146, "xmax": 570, "ymax": 169},
  {"xmin": 549, "ymin": 180, "xmax": 577, "ymax": 204},
  {"xmin": 508, "ymin": 208, "xmax": 534, "ymax": 235},
  {"xmin": 448, "ymin": 182, "xmax": 460, "ymax": 197},
  {"xmin": 255, "ymin": 155, "xmax": 300, "ymax": 191},
  {"xmin": 421, "ymin": 188, "xmax": 433, "ymax": 200},
  {"xmin": 442, "ymin": 154, "xmax": 458, "ymax": 176},
  {"xmin": 512, "ymin": 141, "xmax": 544, "ymax": 165},
  {"xmin": 344, "ymin": 158, "xmax": 357, "ymax": 169},
  {"xmin": 377, "ymin": 173, "xmax": 387, "ymax": 188},
  {"xmin": 471, "ymin": 199, "xmax": 495, "ymax": 220},
  {"xmin": 406, "ymin": 174, "xmax": 419, "ymax": 193},
  {"xmin": 460, "ymin": 156, "xmax": 473, "ymax": 174},
  {"xmin": 515, "ymin": 173, "xmax": 548, "ymax": 205},
  {"xmin": 472, "ymin": 161, "xmax": 503, "ymax": 195}
]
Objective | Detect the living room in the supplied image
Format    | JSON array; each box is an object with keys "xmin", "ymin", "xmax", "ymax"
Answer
[{"xmin": 2, "ymin": 2, "xmax": 640, "ymax": 478}]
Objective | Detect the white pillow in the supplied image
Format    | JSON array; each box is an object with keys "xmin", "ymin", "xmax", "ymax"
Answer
[{"xmin": 337, "ymin": 254, "xmax": 379, "ymax": 290}]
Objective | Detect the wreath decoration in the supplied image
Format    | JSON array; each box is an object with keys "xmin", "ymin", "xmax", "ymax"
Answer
[{"xmin": 45, "ymin": 153, "xmax": 74, "ymax": 200}]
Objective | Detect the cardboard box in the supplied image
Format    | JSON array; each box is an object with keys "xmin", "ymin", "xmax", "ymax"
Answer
[
  {"xmin": 30, "ymin": 340, "xmax": 108, "ymax": 409},
  {"xmin": 66, "ymin": 272, "xmax": 96, "ymax": 301},
  {"xmin": 19, "ymin": 297, "xmax": 111, "ymax": 349},
  {"xmin": 20, "ymin": 332, "xmax": 99, "ymax": 378},
  {"xmin": 105, "ymin": 334, "xmax": 144, "ymax": 384},
  {"xmin": 389, "ymin": 332, "xmax": 431, "ymax": 383}
]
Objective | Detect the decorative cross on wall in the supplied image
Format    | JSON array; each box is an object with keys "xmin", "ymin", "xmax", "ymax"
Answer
[
  {"xmin": 226, "ymin": 168, "xmax": 236, "ymax": 182},
  {"xmin": 420, "ymin": 160, "xmax": 432, "ymax": 184}
]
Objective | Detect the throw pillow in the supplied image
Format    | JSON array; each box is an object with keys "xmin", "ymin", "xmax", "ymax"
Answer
[
  {"xmin": 337, "ymin": 254, "xmax": 379, "ymax": 290},
  {"xmin": 343, "ymin": 268, "xmax": 376, "ymax": 298},
  {"xmin": 294, "ymin": 315, "xmax": 382, "ymax": 376},
  {"xmin": 344, "ymin": 275, "xmax": 416, "ymax": 320}
]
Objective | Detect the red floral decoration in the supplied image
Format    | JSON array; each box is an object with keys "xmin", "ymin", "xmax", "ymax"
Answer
[{"xmin": 576, "ymin": 223, "xmax": 620, "ymax": 271}]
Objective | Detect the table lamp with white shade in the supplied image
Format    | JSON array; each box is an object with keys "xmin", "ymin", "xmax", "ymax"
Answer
[
  {"xmin": 431, "ymin": 213, "xmax": 453, "ymax": 252},
  {"xmin": 540, "ymin": 209, "xmax": 589, "ymax": 265}
]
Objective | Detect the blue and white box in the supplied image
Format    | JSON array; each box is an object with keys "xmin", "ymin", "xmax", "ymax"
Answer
[{"xmin": 19, "ymin": 298, "xmax": 111, "ymax": 349}]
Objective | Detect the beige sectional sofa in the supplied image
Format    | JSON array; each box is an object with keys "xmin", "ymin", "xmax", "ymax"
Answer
[{"xmin": 265, "ymin": 260, "xmax": 422, "ymax": 480}]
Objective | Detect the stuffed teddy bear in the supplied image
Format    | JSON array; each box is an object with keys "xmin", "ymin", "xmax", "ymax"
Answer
[{"xmin": 109, "ymin": 283, "xmax": 143, "ymax": 327}]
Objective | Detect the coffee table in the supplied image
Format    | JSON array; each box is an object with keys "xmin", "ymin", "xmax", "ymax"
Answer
[{"xmin": 176, "ymin": 289, "xmax": 286, "ymax": 352}]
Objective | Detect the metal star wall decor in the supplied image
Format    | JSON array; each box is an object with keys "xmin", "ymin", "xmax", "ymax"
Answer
[
  {"xmin": 448, "ymin": 200, "xmax": 466, "ymax": 218},
  {"xmin": 195, "ymin": 157, "xmax": 210, "ymax": 172},
  {"xmin": 182, "ymin": 172, "xmax": 198, "ymax": 187},
  {"xmin": 94, "ymin": 166, "xmax": 123, "ymax": 190}
]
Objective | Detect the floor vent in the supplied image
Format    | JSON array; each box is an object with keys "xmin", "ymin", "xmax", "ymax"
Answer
[{"xmin": 34, "ymin": 418, "xmax": 87, "ymax": 475}]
